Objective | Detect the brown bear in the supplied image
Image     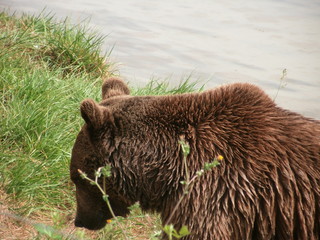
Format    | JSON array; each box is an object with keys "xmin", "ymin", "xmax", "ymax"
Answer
[{"xmin": 70, "ymin": 77, "xmax": 320, "ymax": 240}]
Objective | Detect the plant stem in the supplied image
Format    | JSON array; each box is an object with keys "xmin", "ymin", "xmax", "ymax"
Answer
[{"xmin": 78, "ymin": 169, "xmax": 129, "ymax": 240}]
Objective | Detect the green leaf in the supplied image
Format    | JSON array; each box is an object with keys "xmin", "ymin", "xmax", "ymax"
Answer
[
  {"xmin": 178, "ymin": 225, "xmax": 190, "ymax": 237},
  {"xmin": 102, "ymin": 194, "xmax": 109, "ymax": 202},
  {"xmin": 180, "ymin": 180, "xmax": 187, "ymax": 185},
  {"xmin": 163, "ymin": 224, "xmax": 190, "ymax": 239},
  {"xmin": 33, "ymin": 223, "xmax": 62, "ymax": 239},
  {"xmin": 101, "ymin": 165, "xmax": 112, "ymax": 177},
  {"xmin": 204, "ymin": 159, "xmax": 220, "ymax": 171},
  {"xmin": 163, "ymin": 224, "xmax": 174, "ymax": 240}
]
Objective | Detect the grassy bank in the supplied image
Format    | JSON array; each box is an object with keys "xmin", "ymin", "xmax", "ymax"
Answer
[{"xmin": 0, "ymin": 12, "xmax": 200, "ymax": 239}]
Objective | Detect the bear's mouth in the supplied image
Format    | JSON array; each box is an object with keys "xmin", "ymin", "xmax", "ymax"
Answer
[
  {"xmin": 74, "ymin": 213, "xmax": 107, "ymax": 230},
  {"xmin": 74, "ymin": 202, "xmax": 131, "ymax": 231}
]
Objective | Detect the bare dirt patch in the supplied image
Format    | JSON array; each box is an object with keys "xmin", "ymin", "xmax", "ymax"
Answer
[
  {"xmin": 0, "ymin": 189, "xmax": 79, "ymax": 240},
  {"xmin": 0, "ymin": 189, "xmax": 37, "ymax": 240}
]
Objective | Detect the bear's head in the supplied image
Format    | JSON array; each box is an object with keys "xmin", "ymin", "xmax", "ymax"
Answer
[
  {"xmin": 70, "ymin": 77, "xmax": 134, "ymax": 230},
  {"xmin": 71, "ymin": 77, "xmax": 194, "ymax": 231}
]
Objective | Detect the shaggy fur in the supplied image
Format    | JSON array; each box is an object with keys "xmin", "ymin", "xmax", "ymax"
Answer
[{"xmin": 70, "ymin": 77, "xmax": 320, "ymax": 239}]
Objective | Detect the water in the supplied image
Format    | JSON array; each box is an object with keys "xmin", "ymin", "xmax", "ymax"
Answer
[{"xmin": 1, "ymin": 0, "xmax": 319, "ymax": 118}]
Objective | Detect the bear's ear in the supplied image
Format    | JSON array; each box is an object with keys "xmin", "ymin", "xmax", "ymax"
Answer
[
  {"xmin": 80, "ymin": 99, "xmax": 113, "ymax": 129},
  {"xmin": 102, "ymin": 77, "xmax": 130, "ymax": 100}
]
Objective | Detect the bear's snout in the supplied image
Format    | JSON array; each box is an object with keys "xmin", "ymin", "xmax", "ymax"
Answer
[
  {"xmin": 74, "ymin": 217, "xmax": 84, "ymax": 228},
  {"xmin": 74, "ymin": 212, "xmax": 107, "ymax": 230}
]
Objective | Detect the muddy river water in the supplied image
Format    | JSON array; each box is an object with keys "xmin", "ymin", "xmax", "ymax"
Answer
[{"xmin": 1, "ymin": 0, "xmax": 319, "ymax": 118}]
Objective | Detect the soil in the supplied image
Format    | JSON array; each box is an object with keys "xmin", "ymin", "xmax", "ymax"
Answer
[{"xmin": 0, "ymin": 189, "xmax": 36, "ymax": 240}]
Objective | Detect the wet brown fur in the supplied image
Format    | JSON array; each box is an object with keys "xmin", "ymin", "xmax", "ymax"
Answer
[{"xmin": 70, "ymin": 77, "xmax": 320, "ymax": 239}]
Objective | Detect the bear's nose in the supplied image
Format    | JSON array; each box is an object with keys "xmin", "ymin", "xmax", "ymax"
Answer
[{"xmin": 75, "ymin": 217, "xmax": 84, "ymax": 228}]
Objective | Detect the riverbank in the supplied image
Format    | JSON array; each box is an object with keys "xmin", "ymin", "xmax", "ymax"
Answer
[{"xmin": 0, "ymin": 12, "xmax": 199, "ymax": 239}]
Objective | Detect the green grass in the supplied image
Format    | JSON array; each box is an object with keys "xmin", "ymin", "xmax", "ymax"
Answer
[
  {"xmin": 0, "ymin": 11, "xmax": 202, "ymax": 239},
  {"xmin": 0, "ymin": 12, "xmax": 106, "ymax": 214},
  {"xmin": 132, "ymin": 77, "xmax": 204, "ymax": 96}
]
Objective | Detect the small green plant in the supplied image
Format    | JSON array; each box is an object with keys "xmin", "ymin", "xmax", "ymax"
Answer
[
  {"xmin": 33, "ymin": 223, "xmax": 66, "ymax": 240},
  {"xmin": 0, "ymin": 211, "xmax": 85, "ymax": 240},
  {"xmin": 33, "ymin": 221, "xmax": 87, "ymax": 240},
  {"xmin": 78, "ymin": 166, "xmax": 129, "ymax": 240},
  {"xmin": 274, "ymin": 68, "xmax": 288, "ymax": 101},
  {"xmin": 163, "ymin": 224, "xmax": 190, "ymax": 240},
  {"xmin": 163, "ymin": 137, "xmax": 223, "ymax": 239}
]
